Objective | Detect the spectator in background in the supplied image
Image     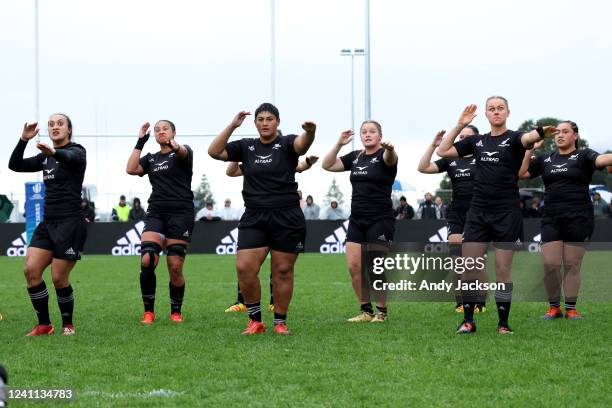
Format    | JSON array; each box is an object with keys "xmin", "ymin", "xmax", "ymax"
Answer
[
  {"xmin": 298, "ymin": 190, "xmax": 306, "ymax": 209},
  {"xmin": 592, "ymin": 192, "xmax": 608, "ymax": 218},
  {"xmin": 416, "ymin": 192, "xmax": 437, "ymax": 220},
  {"xmin": 111, "ymin": 195, "xmax": 131, "ymax": 221},
  {"xmin": 196, "ymin": 201, "xmax": 221, "ymax": 222},
  {"xmin": 128, "ymin": 197, "xmax": 146, "ymax": 222},
  {"xmin": 324, "ymin": 199, "xmax": 346, "ymax": 220},
  {"xmin": 81, "ymin": 197, "xmax": 95, "ymax": 223},
  {"xmin": 526, "ymin": 196, "xmax": 542, "ymax": 218},
  {"xmin": 434, "ymin": 196, "xmax": 448, "ymax": 220},
  {"xmin": 218, "ymin": 198, "xmax": 238, "ymax": 220},
  {"xmin": 303, "ymin": 195, "xmax": 320, "ymax": 220},
  {"xmin": 395, "ymin": 196, "xmax": 415, "ymax": 220}
]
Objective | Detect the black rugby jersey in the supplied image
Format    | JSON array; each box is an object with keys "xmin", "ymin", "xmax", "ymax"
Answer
[
  {"xmin": 435, "ymin": 156, "xmax": 476, "ymax": 209},
  {"xmin": 528, "ymin": 148, "xmax": 601, "ymax": 213},
  {"xmin": 340, "ymin": 148, "xmax": 397, "ymax": 219},
  {"xmin": 225, "ymin": 135, "xmax": 300, "ymax": 209},
  {"xmin": 454, "ymin": 130, "xmax": 526, "ymax": 211},
  {"xmin": 9, "ymin": 139, "xmax": 86, "ymax": 220},
  {"xmin": 139, "ymin": 145, "xmax": 194, "ymax": 212}
]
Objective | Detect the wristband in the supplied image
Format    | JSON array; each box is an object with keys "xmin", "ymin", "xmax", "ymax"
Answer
[
  {"xmin": 135, "ymin": 133, "xmax": 150, "ymax": 150},
  {"xmin": 536, "ymin": 126, "xmax": 545, "ymax": 139}
]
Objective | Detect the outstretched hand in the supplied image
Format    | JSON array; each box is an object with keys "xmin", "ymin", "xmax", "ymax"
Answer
[
  {"xmin": 432, "ymin": 130, "xmax": 446, "ymax": 147},
  {"xmin": 381, "ymin": 140, "xmax": 395, "ymax": 151},
  {"xmin": 167, "ymin": 139, "xmax": 180, "ymax": 152},
  {"xmin": 457, "ymin": 104, "xmax": 477, "ymax": 127},
  {"xmin": 302, "ymin": 121, "xmax": 316, "ymax": 133},
  {"xmin": 36, "ymin": 142, "xmax": 55, "ymax": 156},
  {"xmin": 541, "ymin": 125, "xmax": 558, "ymax": 138},
  {"xmin": 231, "ymin": 111, "xmax": 251, "ymax": 128},
  {"xmin": 139, "ymin": 122, "xmax": 150, "ymax": 138},
  {"xmin": 337, "ymin": 130, "xmax": 354, "ymax": 146},
  {"xmin": 306, "ymin": 155, "xmax": 319, "ymax": 165},
  {"xmin": 22, "ymin": 122, "xmax": 39, "ymax": 140}
]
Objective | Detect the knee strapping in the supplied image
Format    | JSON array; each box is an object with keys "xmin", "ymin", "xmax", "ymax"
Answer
[
  {"xmin": 141, "ymin": 241, "xmax": 162, "ymax": 273},
  {"xmin": 166, "ymin": 243, "xmax": 187, "ymax": 258}
]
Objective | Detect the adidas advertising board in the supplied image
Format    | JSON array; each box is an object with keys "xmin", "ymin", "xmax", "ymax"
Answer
[
  {"xmin": 424, "ymin": 226, "xmax": 450, "ymax": 254},
  {"xmin": 319, "ymin": 221, "xmax": 349, "ymax": 254},
  {"xmin": 1, "ymin": 220, "xmax": 611, "ymax": 255},
  {"xmin": 216, "ymin": 228, "xmax": 239, "ymax": 255},
  {"xmin": 6, "ymin": 231, "xmax": 27, "ymax": 257},
  {"xmin": 111, "ymin": 221, "xmax": 145, "ymax": 256}
]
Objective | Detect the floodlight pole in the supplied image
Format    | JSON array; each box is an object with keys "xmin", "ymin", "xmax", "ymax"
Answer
[{"xmin": 364, "ymin": 0, "xmax": 371, "ymax": 120}]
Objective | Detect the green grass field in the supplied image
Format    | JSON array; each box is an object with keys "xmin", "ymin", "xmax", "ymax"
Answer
[{"xmin": 0, "ymin": 253, "xmax": 611, "ymax": 407}]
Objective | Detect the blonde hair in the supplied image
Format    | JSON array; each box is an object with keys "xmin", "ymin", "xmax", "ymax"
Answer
[
  {"xmin": 485, "ymin": 95, "xmax": 509, "ymax": 110},
  {"xmin": 360, "ymin": 120, "xmax": 382, "ymax": 134}
]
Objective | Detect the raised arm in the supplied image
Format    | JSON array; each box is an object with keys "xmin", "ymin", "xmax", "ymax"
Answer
[
  {"xmin": 208, "ymin": 111, "xmax": 251, "ymax": 161},
  {"xmin": 436, "ymin": 104, "xmax": 477, "ymax": 158},
  {"xmin": 381, "ymin": 140, "xmax": 398, "ymax": 166},
  {"xmin": 8, "ymin": 122, "xmax": 44, "ymax": 172},
  {"xmin": 595, "ymin": 153, "xmax": 612, "ymax": 168},
  {"xmin": 52, "ymin": 144, "xmax": 86, "ymax": 169},
  {"xmin": 296, "ymin": 155, "xmax": 319, "ymax": 173},
  {"xmin": 167, "ymin": 139, "xmax": 189, "ymax": 160},
  {"xmin": 520, "ymin": 126, "xmax": 557, "ymax": 149},
  {"xmin": 518, "ymin": 140, "xmax": 543, "ymax": 179},
  {"xmin": 322, "ymin": 130, "xmax": 353, "ymax": 172},
  {"xmin": 293, "ymin": 121, "xmax": 316, "ymax": 155},
  {"xmin": 126, "ymin": 122, "xmax": 150, "ymax": 176},
  {"xmin": 226, "ymin": 162, "xmax": 242, "ymax": 177},
  {"xmin": 418, "ymin": 131, "xmax": 445, "ymax": 173}
]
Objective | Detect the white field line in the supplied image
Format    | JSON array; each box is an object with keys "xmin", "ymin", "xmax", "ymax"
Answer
[{"xmin": 82, "ymin": 389, "xmax": 183, "ymax": 399}]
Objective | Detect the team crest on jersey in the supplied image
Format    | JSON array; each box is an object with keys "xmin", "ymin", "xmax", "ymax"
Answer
[
  {"xmin": 169, "ymin": 152, "xmax": 175, "ymax": 157},
  {"xmin": 470, "ymin": 158, "xmax": 476, "ymax": 164},
  {"xmin": 370, "ymin": 157, "xmax": 379, "ymax": 164},
  {"xmin": 498, "ymin": 138, "xmax": 510, "ymax": 147},
  {"xmin": 569, "ymin": 154, "xmax": 579, "ymax": 160},
  {"xmin": 544, "ymin": 157, "xmax": 552, "ymax": 163},
  {"xmin": 272, "ymin": 143, "xmax": 281, "ymax": 150},
  {"xmin": 248, "ymin": 145, "xmax": 255, "ymax": 151},
  {"xmin": 476, "ymin": 140, "xmax": 484, "ymax": 147},
  {"xmin": 450, "ymin": 161, "xmax": 457, "ymax": 167}
]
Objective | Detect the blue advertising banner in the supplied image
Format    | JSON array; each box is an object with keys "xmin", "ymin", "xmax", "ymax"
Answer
[{"xmin": 25, "ymin": 182, "xmax": 45, "ymax": 245}]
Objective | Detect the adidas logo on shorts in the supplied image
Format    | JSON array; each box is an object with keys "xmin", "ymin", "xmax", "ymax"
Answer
[
  {"xmin": 6, "ymin": 231, "xmax": 27, "ymax": 257},
  {"xmin": 65, "ymin": 247, "xmax": 76, "ymax": 256},
  {"xmin": 111, "ymin": 221, "xmax": 145, "ymax": 256},
  {"xmin": 319, "ymin": 220, "xmax": 349, "ymax": 254},
  {"xmin": 216, "ymin": 227, "xmax": 238, "ymax": 255}
]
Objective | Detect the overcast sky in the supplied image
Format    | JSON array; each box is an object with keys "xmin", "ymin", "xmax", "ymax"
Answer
[{"xmin": 1, "ymin": 0, "xmax": 611, "ymax": 212}]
